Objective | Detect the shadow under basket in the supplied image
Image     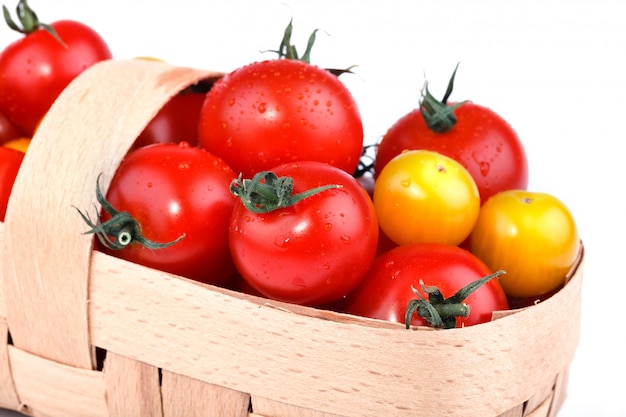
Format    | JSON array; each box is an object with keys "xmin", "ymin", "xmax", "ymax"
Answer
[{"xmin": 0, "ymin": 59, "xmax": 583, "ymax": 417}]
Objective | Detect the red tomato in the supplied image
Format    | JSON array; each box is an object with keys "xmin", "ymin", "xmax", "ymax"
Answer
[
  {"xmin": 0, "ymin": 2, "xmax": 112, "ymax": 136},
  {"xmin": 134, "ymin": 92, "xmax": 206, "ymax": 148},
  {"xmin": 198, "ymin": 59, "xmax": 364, "ymax": 178},
  {"xmin": 374, "ymin": 68, "xmax": 528, "ymax": 203},
  {"xmin": 78, "ymin": 142, "xmax": 237, "ymax": 286},
  {"xmin": 343, "ymin": 243, "xmax": 509, "ymax": 328},
  {"xmin": 0, "ymin": 110, "xmax": 23, "ymax": 144},
  {"xmin": 0, "ymin": 146, "xmax": 25, "ymax": 221},
  {"xmin": 229, "ymin": 161, "xmax": 379, "ymax": 306}
]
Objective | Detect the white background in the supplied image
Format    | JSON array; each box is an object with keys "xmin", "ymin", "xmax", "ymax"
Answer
[{"xmin": 1, "ymin": 1, "xmax": 624, "ymax": 416}]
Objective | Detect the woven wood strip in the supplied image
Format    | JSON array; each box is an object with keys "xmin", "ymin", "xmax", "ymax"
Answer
[
  {"xmin": 1, "ymin": 59, "xmax": 222, "ymax": 370},
  {"xmin": 0, "ymin": 318, "xmax": 18, "ymax": 411},
  {"xmin": 102, "ymin": 352, "xmax": 162, "ymax": 417},
  {"xmin": 252, "ymin": 397, "xmax": 343, "ymax": 417},
  {"xmin": 161, "ymin": 370, "xmax": 250, "ymax": 417},
  {"xmin": 8, "ymin": 346, "xmax": 107, "ymax": 417},
  {"xmin": 88, "ymin": 245, "xmax": 583, "ymax": 417}
]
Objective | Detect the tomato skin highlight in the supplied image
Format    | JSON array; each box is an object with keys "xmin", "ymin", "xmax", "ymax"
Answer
[
  {"xmin": 470, "ymin": 190, "xmax": 580, "ymax": 298},
  {"xmin": 343, "ymin": 243, "xmax": 509, "ymax": 327},
  {"xmin": 229, "ymin": 161, "xmax": 379, "ymax": 306},
  {"xmin": 375, "ymin": 102, "xmax": 528, "ymax": 203},
  {"xmin": 374, "ymin": 149, "xmax": 480, "ymax": 246},
  {"xmin": 100, "ymin": 143, "xmax": 238, "ymax": 286},
  {"xmin": 0, "ymin": 20, "xmax": 113, "ymax": 136},
  {"xmin": 0, "ymin": 146, "xmax": 25, "ymax": 221},
  {"xmin": 198, "ymin": 59, "xmax": 364, "ymax": 178}
]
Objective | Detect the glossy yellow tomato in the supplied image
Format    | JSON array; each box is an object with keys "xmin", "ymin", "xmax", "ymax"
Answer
[
  {"xmin": 470, "ymin": 190, "xmax": 579, "ymax": 298},
  {"xmin": 2, "ymin": 137, "xmax": 30, "ymax": 153},
  {"xmin": 373, "ymin": 149, "xmax": 480, "ymax": 246}
]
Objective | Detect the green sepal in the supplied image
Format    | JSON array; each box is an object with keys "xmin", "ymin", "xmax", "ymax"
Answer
[
  {"xmin": 230, "ymin": 171, "xmax": 340, "ymax": 214},
  {"xmin": 405, "ymin": 270, "xmax": 506, "ymax": 329},
  {"xmin": 419, "ymin": 62, "xmax": 468, "ymax": 133},
  {"xmin": 3, "ymin": 0, "xmax": 67, "ymax": 47},
  {"xmin": 75, "ymin": 174, "xmax": 185, "ymax": 250}
]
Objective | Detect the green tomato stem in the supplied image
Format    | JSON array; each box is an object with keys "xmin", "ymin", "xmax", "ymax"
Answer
[
  {"xmin": 230, "ymin": 171, "xmax": 341, "ymax": 214},
  {"xmin": 405, "ymin": 270, "xmax": 505, "ymax": 329}
]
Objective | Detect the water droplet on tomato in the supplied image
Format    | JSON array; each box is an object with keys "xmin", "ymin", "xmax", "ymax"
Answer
[
  {"xmin": 274, "ymin": 235, "xmax": 290, "ymax": 248},
  {"xmin": 324, "ymin": 223, "xmax": 332, "ymax": 231},
  {"xmin": 228, "ymin": 98, "xmax": 235, "ymax": 107},
  {"xmin": 479, "ymin": 161, "xmax": 490, "ymax": 176},
  {"xmin": 340, "ymin": 235, "xmax": 350, "ymax": 242},
  {"xmin": 400, "ymin": 179, "xmax": 411, "ymax": 187},
  {"xmin": 147, "ymin": 182, "xmax": 153, "ymax": 188},
  {"xmin": 178, "ymin": 162, "xmax": 189, "ymax": 170},
  {"xmin": 258, "ymin": 102, "xmax": 267, "ymax": 113}
]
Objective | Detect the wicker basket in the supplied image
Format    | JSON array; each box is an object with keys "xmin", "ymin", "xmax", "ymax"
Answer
[{"xmin": 0, "ymin": 59, "xmax": 583, "ymax": 417}]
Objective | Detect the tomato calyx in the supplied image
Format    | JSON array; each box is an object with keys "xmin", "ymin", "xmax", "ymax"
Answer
[
  {"xmin": 420, "ymin": 63, "xmax": 468, "ymax": 133},
  {"xmin": 75, "ymin": 174, "xmax": 185, "ymax": 250},
  {"xmin": 266, "ymin": 18, "xmax": 356, "ymax": 76},
  {"xmin": 2, "ymin": 0, "xmax": 67, "ymax": 47},
  {"xmin": 405, "ymin": 269, "xmax": 505, "ymax": 329},
  {"xmin": 230, "ymin": 170, "xmax": 341, "ymax": 214}
]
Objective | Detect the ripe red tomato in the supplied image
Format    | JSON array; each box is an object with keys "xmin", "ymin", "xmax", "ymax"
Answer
[
  {"xmin": 0, "ymin": 2, "xmax": 112, "ymax": 136},
  {"xmin": 229, "ymin": 161, "xmax": 379, "ymax": 306},
  {"xmin": 374, "ymin": 68, "xmax": 528, "ymax": 203},
  {"xmin": 0, "ymin": 110, "xmax": 23, "ymax": 144},
  {"xmin": 0, "ymin": 146, "xmax": 24, "ymax": 221},
  {"xmin": 198, "ymin": 58, "xmax": 364, "ymax": 178},
  {"xmin": 134, "ymin": 92, "xmax": 206, "ymax": 148},
  {"xmin": 343, "ymin": 243, "xmax": 509, "ymax": 328},
  {"xmin": 78, "ymin": 142, "xmax": 238, "ymax": 286}
]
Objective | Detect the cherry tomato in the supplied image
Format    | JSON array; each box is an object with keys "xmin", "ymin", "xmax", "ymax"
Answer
[
  {"xmin": 229, "ymin": 161, "xmax": 379, "ymax": 306},
  {"xmin": 374, "ymin": 66, "xmax": 528, "ymax": 203},
  {"xmin": 374, "ymin": 149, "xmax": 480, "ymax": 246},
  {"xmin": 470, "ymin": 190, "xmax": 580, "ymax": 298},
  {"xmin": 0, "ymin": 110, "xmax": 23, "ymax": 144},
  {"xmin": 0, "ymin": 146, "xmax": 25, "ymax": 221},
  {"xmin": 198, "ymin": 58, "xmax": 364, "ymax": 178},
  {"xmin": 0, "ymin": 1, "xmax": 112, "ymax": 136},
  {"xmin": 79, "ymin": 142, "xmax": 238, "ymax": 286},
  {"xmin": 134, "ymin": 92, "xmax": 206, "ymax": 148},
  {"xmin": 343, "ymin": 243, "xmax": 509, "ymax": 328}
]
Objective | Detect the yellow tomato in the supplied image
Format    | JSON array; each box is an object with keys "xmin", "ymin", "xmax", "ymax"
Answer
[
  {"xmin": 373, "ymin": 149, "xmax": 480, "ymax": 246},
  {"xmin": 470, "ymin": 190, "xmax": 579, "ymax": 298},
  {"xmin": 2, "ymin": 137, "xmax": 31, "ymax": 153}
]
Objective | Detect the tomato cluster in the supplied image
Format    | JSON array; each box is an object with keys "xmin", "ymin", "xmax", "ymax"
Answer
[{"xmin": 0, "ymin": 4, "xmax": 580, "ymax": 330}]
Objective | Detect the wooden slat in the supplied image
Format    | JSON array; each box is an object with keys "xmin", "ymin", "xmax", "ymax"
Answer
[
  {"xmin": 8, "ymin": 346, "xmax": 107, "ymax": 417},
  {"xmin": 88, "ymin": 246, "xmax": 583, "ymax": 417},
  {"xmin": 161, "ymin": 370, "xmax": 250, "ymax": 417},
  {"xmin": 0, "ymin": 60, "xmax": 222, "ymax": 369},
  {"xmin": 102, "ymin": 352, "xmax": 163, "ymax": 417},
  {"xmin": 0, "ymin": 318, "xmax": 19, "ymax": 410},
  {"xmin": 252, "ymin": 396, "xmax": 343, "ymax": 417}
]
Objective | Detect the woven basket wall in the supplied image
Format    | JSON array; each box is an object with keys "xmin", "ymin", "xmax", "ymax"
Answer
[{"xmin": 0, "ymin": 59, "xmax": 583, "ymax": 417}]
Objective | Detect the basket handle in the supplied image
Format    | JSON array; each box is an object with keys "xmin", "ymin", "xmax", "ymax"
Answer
[{"xmin": 1, "ymin": 59, "xmax": 222, "ymax": 369}]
